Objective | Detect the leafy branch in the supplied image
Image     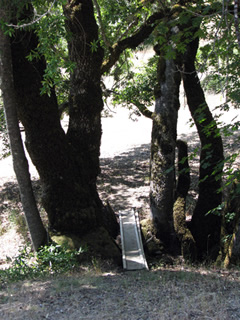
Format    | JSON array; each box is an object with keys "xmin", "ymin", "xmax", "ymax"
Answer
[
  {"xmin": 6, "ymin": 0, "xmax": 57, "ymax": 29},
  {"xmin": 101, "ymin": 9, "xmax": 167, "ymax": 74}
]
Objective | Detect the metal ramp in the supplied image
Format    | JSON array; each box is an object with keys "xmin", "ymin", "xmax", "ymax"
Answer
[{"xmin": 119, "ymin": 209, "xmax": 148, "ymax": 270}]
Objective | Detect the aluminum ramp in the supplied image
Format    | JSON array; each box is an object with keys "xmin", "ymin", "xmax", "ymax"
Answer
[{"xmin": 119, "ymin": 209, "xmax": 148, "ymax": 270}]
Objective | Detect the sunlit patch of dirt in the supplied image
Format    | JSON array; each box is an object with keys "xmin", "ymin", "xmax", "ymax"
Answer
[{"xmin": 0, "ymin": 180, "xmax": 46, "ymax": 267}]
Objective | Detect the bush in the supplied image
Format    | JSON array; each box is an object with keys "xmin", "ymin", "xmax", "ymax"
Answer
[{"xmin": 0, "ymin": 244, "xmax": 85, "ymax": 284}]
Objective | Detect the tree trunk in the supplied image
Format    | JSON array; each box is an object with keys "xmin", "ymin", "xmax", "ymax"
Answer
[
  {"xmin": 217, "ymin": 181, "xmax": 240, "ymax": 268},
  {"xmin": 64, "ymin": 0, "xmax": 104, "ymax": 183},
  {"xmin": 173, "ymin": 140, "xmax": 196, "ymax": 261},
  {"xmin": 0, "ymin": 10, "xmax": 47, "ymax": 251},
  {"xmin": 9, "ymin": 1, "xmax": 119, "ymax": 243},
  {"xmin": 150, "ymin": 54, "xmax": 181, "ymax": 251},
  {"xmin": 182, "ymin": 37, "xmax": 224, "ymax": 259}
]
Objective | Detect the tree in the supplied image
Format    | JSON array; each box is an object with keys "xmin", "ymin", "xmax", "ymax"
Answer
[
  {"xmin": 149, "ymin": 51, "xmax": 182, "ymax": 252},
  {"xmin": 1, "ymin": 0, "xmax": 239, "ymax": 262},
  {"xmin": 0, "ymin": 5, "xmax": 48, "ymax": 251},
  {"xmin": 182, "ymin": 35, "xmax": 224, "ymax": 259},
  {"xmin": 6, "ymin": 1, "xmax": 121, "ymax": 258},
  {"xmin": 111, "ymin": 0, "xmax": 239, "ymax": 260},
  {"xmin": 1, "ymin": 0, "xmax": 164, "ymax": 258}
]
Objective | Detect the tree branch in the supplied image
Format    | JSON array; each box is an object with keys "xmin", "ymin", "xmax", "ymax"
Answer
[
  {"xmin": 132, "ymin": 101, "xmax": 153, "ymax": 119},
  {"xmin": 101, "ymin": 10, "xmax": 166, "ymax": 74},
  {"xmin": 7, "ymin": 0, "xmax": 57, "ymax": 29},
  {"xmin": 116, "ymin": 16, "xmax": 140, "ymax": 42}
]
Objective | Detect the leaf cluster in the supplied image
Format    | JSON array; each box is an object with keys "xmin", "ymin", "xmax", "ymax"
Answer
[
  {"xmin": 26, "ymin": 1, "xmax": 71, "ymax": 105},
  {"xmin": 196, "ymin": 5, "xmax": 240, "ymax": 107},
  {"xmin": 96, "ymin": 0, "xmax": 152, "ymax": 52},
  {"xmin": 112, "ymin": 55, "xmax": 157, "ymax": 114}
]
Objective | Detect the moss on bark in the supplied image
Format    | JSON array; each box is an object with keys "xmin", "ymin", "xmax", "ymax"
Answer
[
  {"xmin": 173, "ymin": 139, "xmax": 196, "ymax": 261},
  {"xmin": 173, "ymin": 197, "xmax": 196, "ymax": 262},
  {"xmin": 51, "ymin": 227, "xmax": 121, "ymax": 264},
  {"xmin": 141, "ymin": 219, "xmax": 164, "ymax": 256}
]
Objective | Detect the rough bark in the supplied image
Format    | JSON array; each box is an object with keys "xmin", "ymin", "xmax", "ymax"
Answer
[
  {"xmin": 182, "ymin": 37, "xmax": 224, "ymax": 259},
  {"xmin": 150, "ymin": 55, "xmax": 181, "ymax": 252},
  {"xmin": 10, "ymin": 25, "xmax": 81, "ymax": 233},
  {"xmin": 64, "ymin": 0, "xmax": 104, "ymax": 183},
  {"xmin": 0, "ymin": 9, "xmax": 47, "ymax": 251}
]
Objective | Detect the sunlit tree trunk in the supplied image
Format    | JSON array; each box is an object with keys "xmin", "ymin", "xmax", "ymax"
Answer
[{"xmin": 173, "ymin": 140, "xmax": 196, "ymax": 261}]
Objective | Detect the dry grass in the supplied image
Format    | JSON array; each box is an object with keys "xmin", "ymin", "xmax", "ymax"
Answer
[{"xmin": 1, "ymin": 265, "xmax": 240, "ymax": 319}]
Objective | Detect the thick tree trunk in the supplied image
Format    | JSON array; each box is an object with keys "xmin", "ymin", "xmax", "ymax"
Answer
[
  {"xmin": 150, "ymin": 55, "xmax": 181, "ymax": 251},
  {"xmin": 10, "ymin": 27, "xmax": 82, "ymax": 233},
  {"xmin": 182, "ymin": 37, "xmax": 224, "ymax": 259},
  {"xmin": 10, "ymin": 2, "xmax": 119, "ymax": 242},
  {"xmin": 64, "ymin": 0, "xmax": 104, "ymax": 183},
  {"xmin": 0, "ymin": 10, "xmax": 47, "ymax": 251}
]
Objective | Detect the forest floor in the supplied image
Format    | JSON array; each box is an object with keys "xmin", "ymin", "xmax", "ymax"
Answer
[
  {"xmin": 1, "ymin": 264, "xmax": 240, "ymax": 319},
  {"xmin": 0, "ymin": 104, "xmax": 240, "ymax": 319}
]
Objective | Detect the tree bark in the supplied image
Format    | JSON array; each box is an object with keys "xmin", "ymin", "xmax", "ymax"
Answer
[
  {"xmin": 150, "ymin": 54, "xmax": 181, "ymax": 251},
  {"xmin": 0, "ymin": 9, "xmax": 47, "ymax": 251},
  {"xmin": 64, "ymin": 0, "xmax": 104, "ymax": 184},
  {"xmin": 182, "ymin": 37, "xmax": 224, "ymax": 259}
]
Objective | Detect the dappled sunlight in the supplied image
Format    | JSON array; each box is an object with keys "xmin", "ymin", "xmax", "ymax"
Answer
[{"xmin": 98, "ymin": 144, "xmax": 151, "ymax": 214}]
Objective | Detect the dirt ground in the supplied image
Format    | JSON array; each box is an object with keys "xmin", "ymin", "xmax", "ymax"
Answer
[
  {"xmin": 0, "ymin": 102, "xmax": 239, "ymax": 319},
  {"xmin": 1, "ymin": 266, "xmax": 240, "ymax": 320}
]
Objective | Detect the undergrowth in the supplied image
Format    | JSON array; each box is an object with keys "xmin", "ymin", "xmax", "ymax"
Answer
[{"xmin": 0, "ymin": 244, "xmax": 85, "ymax": 285}]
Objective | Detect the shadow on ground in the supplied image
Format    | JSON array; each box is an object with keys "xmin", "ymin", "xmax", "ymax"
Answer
[
  {"xmin": 1, "ymin": 130, "xmax": 238, "ymax": 218},
  {"xmin": 98, "ymin": 130, "xmax": 240, "ymax": 216},
  {"xmin": 0, "ymin": 130, "xmax": 239, "ymax": 263},
  {"xmin": 97, "ymin": 132, "xmax": 202, "ymax": 216},
  {"xmin": 98, "ymin": 144, "xmax": 151, "ymax": 215}
]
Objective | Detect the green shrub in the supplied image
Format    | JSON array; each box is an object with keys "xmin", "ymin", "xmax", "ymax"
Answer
[{"xmin": 0, "ymin": 244, "xmax": 85, "ymax": 284}]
